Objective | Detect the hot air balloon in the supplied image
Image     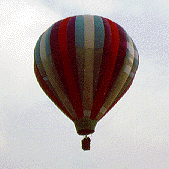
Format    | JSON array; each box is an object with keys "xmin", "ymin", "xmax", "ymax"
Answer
[{"xmin": 34, "ymin": 15, "xmax": 139, "ymax": 151}]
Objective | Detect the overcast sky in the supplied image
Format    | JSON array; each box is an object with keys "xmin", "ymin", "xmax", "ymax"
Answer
[{"xmin": 0, "ymin": 0, "xmax": 169, "ymax": 168}]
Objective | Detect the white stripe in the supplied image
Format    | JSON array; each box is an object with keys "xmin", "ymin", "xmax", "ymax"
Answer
[
  {"xmin": 127, "ymin": 38, "xmax": 134, "ymax": 62},
  {"xmin": 96, "ymin": 106, "xmax": 107, "ymax": 120},
  {"xmin": 124, "ymin": 65, "xmax": 131, "ymax": 75},
  {"xmin": 127, "ymin": 41, "xmax": 134, "ymax": 59},
  {"xmin": 84, "ymin": 15, "xmax": 94, "ymax": 48},
  {"xmin": 82, "ymin": 15, "xmax": 95, "ymax": 111},
  {"xmin": 84, "ymin": 110, "xmax": 91, "ymax": 117},
  {"xmin": 40, "ymin": 30, "xmax": 77, "ymax": 119}
]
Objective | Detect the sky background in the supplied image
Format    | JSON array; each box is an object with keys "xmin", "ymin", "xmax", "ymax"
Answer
[{"xmin": 0, "ymin": 0, "xmax": 169, "ymax": 168}]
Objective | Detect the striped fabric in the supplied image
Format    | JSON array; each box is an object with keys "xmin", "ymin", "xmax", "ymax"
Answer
[{"xmin": 34, "ymin": 15, "xmax": 139, "ymax": 135}]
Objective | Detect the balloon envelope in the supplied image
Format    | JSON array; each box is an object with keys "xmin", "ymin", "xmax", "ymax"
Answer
[{"xmin": 34, "ymin": 15, "xmax": 139, "ymax": 135}]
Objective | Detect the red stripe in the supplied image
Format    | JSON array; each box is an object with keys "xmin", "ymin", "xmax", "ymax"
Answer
[
  {"xmin": 91, "ymin": 20, "xmax": 119, "ymax": 120},
  {"xmin": 67, "ymin": 16, "xmax": 81, "ymax": 100},
  {"xmin": 58, "ymin": 18, "xmax": 83, "ymax": 118},
  {"xmin": 107, "ymin": 24, "xmax": 127, "ymax": 94},
  {"xmin": 50, "ymin": 20, "xmax": 69, "ymax": 97},
  {"xmin": 34, "ymin": 63, "xmax": 74, "ymax": 121}
]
